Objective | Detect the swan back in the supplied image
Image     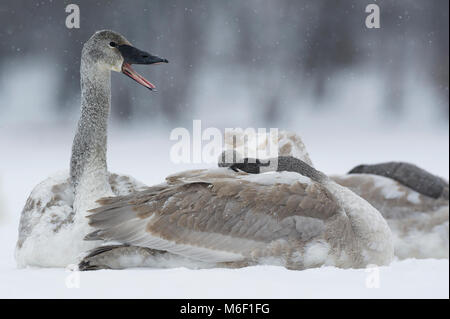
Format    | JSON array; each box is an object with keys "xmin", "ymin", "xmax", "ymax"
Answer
[{"xmin": 84, "ymin": 167, "xmax": 394, "ymax": 269}]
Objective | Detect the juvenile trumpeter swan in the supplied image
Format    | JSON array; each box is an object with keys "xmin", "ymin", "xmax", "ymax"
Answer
[
  {"xmin": 79, "ymin": 153, "xmax": 394, "ymax": 270},
  {"xmin": 16, "ymin": 30, "xmax": 168, "ymax": 268}
]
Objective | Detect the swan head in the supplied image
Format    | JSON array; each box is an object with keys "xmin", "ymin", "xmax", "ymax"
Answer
[{"xmin": 82, "ymin": 30, "xmax": 168, "ymax": 90}]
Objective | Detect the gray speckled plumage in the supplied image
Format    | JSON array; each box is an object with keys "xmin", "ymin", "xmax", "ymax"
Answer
[
  {"xmin": 70, "ymin": 31, "xmax": 129, "ymax": 190},
  {"xmin": 16, "ymin": 173, "xmax": 146, "ymax": 250}
]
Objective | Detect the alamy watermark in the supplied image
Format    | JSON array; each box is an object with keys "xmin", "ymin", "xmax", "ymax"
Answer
[
  {"xmin": 64, "ymin": 3, "xmax": 381, "ymax": 30},
  {"xmin": 65, "ymin": 4, "xmax": 80, "ymax": 29},
  {"xmin": 365, "ymin": 4, "xmax": 381, "ymax": 29},
  {"xmin": 169, "ymin": 120, "xmax": 279, "ymax": 164}
]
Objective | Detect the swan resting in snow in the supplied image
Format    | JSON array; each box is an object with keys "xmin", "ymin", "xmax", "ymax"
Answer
[
  {"xmin": 80, "ymin": 160, "xmax": 394, "ymax": 270},
  {"xmin": 78, "ymin": 129, "xmax": 395, "ymax": 271},
  {"xmin": 15, "ymin": 30, "xmax": 168, "ymax": 267},
  {"xmin": 218, "ymin": 131, "xmax": 449, "ymax": 260}
]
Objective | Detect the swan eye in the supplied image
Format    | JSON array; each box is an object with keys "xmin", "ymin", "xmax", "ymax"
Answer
[{"xmin": 109, "ymin": 42, "xmax": 117, "ymax": 48}]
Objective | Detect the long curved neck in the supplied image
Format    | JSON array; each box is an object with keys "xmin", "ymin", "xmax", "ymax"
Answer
[{"xmin": 70, "ymin": 59, "xmax": 113, "ymax": 212}]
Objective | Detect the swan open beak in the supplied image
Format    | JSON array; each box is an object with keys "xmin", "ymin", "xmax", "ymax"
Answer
[{"xmin": 118, "ymin": 44, "xmax": 168, "ymax": 91}]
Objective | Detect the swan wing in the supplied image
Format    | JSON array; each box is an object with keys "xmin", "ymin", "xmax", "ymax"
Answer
[
  {"xmin": 17, "ymin": 171, "xmax": 74, "ymax": 250},
  {"xmin": 85, "ymin": 169, "xmax": 339, "ymax": 263}
]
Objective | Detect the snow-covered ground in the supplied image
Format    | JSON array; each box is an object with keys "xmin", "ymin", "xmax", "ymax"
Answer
[
  {"xmin": 0, "ymin": 257, "xmax": 447, "ymax": 298},
  {"xmin": 0, "ymin": 124, "xmax": 448, "ymax": 298}
]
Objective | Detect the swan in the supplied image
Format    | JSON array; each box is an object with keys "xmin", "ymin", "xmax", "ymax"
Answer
[
  {"xmin": 79, "ymin": 154, "xmax": 394, "ymax": 270},
  {"xmin": 15, "ymin": 30, "xmax": 168, "ymax": 268},
  {"xmin": 219, "ymin": 131, "xmax": 449, "ymax": 259}
]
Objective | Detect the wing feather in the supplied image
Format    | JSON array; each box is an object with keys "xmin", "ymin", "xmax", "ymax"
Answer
[{"xmin": 86, "ymin": 170, "xmax": 339, "ymax": 263}]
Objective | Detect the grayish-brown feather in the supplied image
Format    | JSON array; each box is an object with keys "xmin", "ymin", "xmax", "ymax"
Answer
[{"xmin": 85, "ymin": 168, "xmax": 358, "ymax": 268}]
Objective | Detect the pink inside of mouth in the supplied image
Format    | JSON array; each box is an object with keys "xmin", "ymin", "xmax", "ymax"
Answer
[{"xmin": 122, "ymin": 63, "xmax": 156, "ymax": 90}]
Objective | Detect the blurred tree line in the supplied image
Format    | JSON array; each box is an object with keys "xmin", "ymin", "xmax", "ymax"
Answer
[{"xmin": 0, "ymin": 0, "xmax": 448, "ymax": 125}]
